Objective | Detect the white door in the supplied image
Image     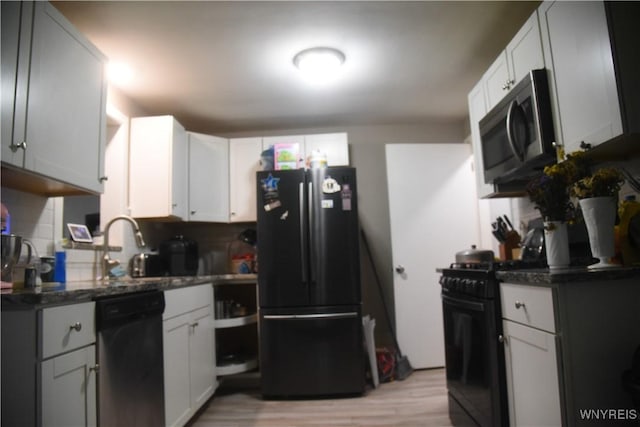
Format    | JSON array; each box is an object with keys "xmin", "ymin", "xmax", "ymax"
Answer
[{"xmin": 386, "ymin": 144, "xmax": 480, "ymax": 368}]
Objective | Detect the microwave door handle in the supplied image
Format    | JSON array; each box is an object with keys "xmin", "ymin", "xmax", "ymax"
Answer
[{"xmin": 506, "ymin": 99, "xmax": 525, "ymax": 162}]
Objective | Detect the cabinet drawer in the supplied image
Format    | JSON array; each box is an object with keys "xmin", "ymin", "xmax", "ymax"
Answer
[
  {"xmin": 500, "ymin": 283, "xmax": 555, "ymax": 333},
  {"xmin": 164, "ymin": 284, "xmax": 213, "ymax": 320},
  {"xmin": 41, "ymin": 302, "xmax": 96, "ymax": 359}
]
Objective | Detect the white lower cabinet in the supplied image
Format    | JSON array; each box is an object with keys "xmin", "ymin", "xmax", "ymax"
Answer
[
  {"xmin": 500, "ymin": 278, "xmax": 640, "ymax": 426},
  {"xmin": 40, "ymin": 301, "xmax": 97, "ymax": 427},
  {"xmin": 163, "ymin": 285, "xmax": 216, "ymax": 427},
  {"xmin": 501, "ymin": 283, "xmax": 562, "ymax": 426},
  {"xmin": 41, "ymin": 346, "xmax": 97, "ymax": 427},
  {"xmin": 502, "ymin": 320, "xmax": 561, "ymax": 426},
  {"xmin": 1, "ymin": 301, "xmax": 97, "ymax": 427}
]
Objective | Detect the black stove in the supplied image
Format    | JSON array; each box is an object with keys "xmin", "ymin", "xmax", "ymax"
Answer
[
  {"xmin": 438, "ymin": 259, "xmax": 548, "ymax": 427},
  {"xmin": 439, "ymin": 259, "xmax": 546, "ymax": 299}
]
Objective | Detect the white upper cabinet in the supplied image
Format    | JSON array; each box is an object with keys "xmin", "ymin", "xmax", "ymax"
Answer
[
  {"xmin": 483, "ymin": 11, "xmax": 545, "ymax": 111},
  {"xmin": 187, "ymin": 132, "xmax": 229, "ymax": 222},
  {"xmin": 262, "ymin": 133, "xmax": 349, "ymax": 168},
  {"xmin": 538, "ymin": 1, "xmax": 623, "ymax": 153},
  {"xmin": 130, "ymin": 116, "xmax": 188, "ymax": 220},
  {"xmin": 467, "ymin": 80, "xmax": 494, "ymax": 199},
  {"xmin": 483, "ymin": 52, "xmax": 511, "ymax": 113},
  {"xmin": 1, "ymin": 1, "xmax": 107, "ymax": 194},
  {"xmin": 303, "ymin": 133, "xmax": 349, "ymax": 167},
  {"xmin": 261, "ymin": 135, "xmax": 305, "ymax": 167},
  {"xmin": 225, "ymin": 133, "xmax": 349, "ymax": 223},
  {"xmin": 229, "ymin": 137, "xmax": 263, "ymax": 223}
]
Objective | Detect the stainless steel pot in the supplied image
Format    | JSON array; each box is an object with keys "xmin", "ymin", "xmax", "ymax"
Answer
[
  {"xmin": 1, "ymin": 234, "xmax": 23, "ymax": 283},
  {"xmin": 455, "ymin": 245, "xmax": 494, "ymax": 263}
]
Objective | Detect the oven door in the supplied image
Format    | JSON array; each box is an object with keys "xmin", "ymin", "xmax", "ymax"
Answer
[{"xmin": 442, "ymin": 293, "xmax": 507, "ymax": 427}]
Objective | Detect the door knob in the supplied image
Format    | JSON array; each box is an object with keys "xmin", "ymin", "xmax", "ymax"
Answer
[
  {"xmin": 9, "ymin": 141, "xmax": 27, "ymax": 152},
  {"xmin": 395, "ymin": 265, "xmax": 405, "ymax": 274}
]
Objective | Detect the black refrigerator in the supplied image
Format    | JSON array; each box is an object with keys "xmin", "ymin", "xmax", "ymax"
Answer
[{"xmin": 256, "ymin": 166, "xmax": 365, "ymax": 398}]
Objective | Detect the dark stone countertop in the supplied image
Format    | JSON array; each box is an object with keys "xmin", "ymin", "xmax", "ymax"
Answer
[
  {"xmin": 1, "ymin": 274, "xmax": 258, "ymax": 309},
  {"xmin": 496, "ymin": 266, "xmax": 640, "ymax": 285}
]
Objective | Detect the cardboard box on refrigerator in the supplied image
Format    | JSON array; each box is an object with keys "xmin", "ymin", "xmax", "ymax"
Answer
[{"xmin": 274, "ymin": 143, "xmax": 300, "ymax": 170}]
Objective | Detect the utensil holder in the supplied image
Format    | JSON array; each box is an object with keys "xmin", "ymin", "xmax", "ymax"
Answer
[{"xmin": 499, "ymin": 231, "xmax": 521, "ymax": 260}]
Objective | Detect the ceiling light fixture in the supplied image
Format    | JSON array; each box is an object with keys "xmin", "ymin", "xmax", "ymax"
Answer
[
  {"xmin": 293, "ymin": 47, "xmax": 346, "ymax": 84},
  {"xmin": 107, "ymin": 61, "xmax": 134, "ymax": 87}
]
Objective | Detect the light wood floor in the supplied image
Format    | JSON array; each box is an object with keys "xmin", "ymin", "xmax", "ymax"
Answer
[{"xmin": 189, "ymin": 368, "xmax": 452, "ymax": 427}]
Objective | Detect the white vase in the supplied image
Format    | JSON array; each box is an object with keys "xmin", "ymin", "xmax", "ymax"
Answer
[
  {"xmin": 544, "ymin": 221, "xmax": 570, "ymax": 271},
  {"xmin": 579, "ymin": 197, "xmax": 618, "ymax": 269}
]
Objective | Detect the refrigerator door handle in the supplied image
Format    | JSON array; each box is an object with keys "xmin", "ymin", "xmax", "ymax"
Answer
[
  {"xmin": 308, "ymin": 181, "xmax": 316, "ymax": 284},
  {"xmin": 263, "ymin": 312, "xmax": 359, "ymax": 320},
  {"xmin": 299, "ymin": 181, "xmax": 307, "ymax": 283}
]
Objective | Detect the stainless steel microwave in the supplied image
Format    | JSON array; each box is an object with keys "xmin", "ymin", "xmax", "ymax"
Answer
[{"xmin": 479, "ymin": 69, "xmax": 556, "ymax": 184}]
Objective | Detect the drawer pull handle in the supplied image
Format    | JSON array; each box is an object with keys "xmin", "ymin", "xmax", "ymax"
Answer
[
  {"xmin": 190, "ymin": 321, "xmax": 199, "ymax": 328},
  {"xmin": 514, "ymin": 301, "xmax": 525, "ymax": 309},
  {"xmin": 90, "ymin": 364, "xmax": 100, "ymax": 373},
  {"xmin": 69, "ymin": 322, "xmax": 82, "ymax": 332},
  {"xmin": 498, "ymin": 334, "xmax": 507, "ymax": 344}
]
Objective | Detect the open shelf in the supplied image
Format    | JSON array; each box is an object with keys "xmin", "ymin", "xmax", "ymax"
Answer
[
  {"xmin": 216, "ymin": 357, "xmax": 258, "ymax": 376},
  {"xmin": 215, "ymin": 313, "xmax": 258, "ymax": 329}
]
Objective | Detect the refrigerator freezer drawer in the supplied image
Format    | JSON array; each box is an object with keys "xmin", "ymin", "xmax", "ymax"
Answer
[{"xmin": 259, "ymin": 307, "xmax": 365, "ymax": 398}]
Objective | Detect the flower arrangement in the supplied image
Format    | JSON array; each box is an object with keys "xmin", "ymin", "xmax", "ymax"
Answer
[
  {"xmin": 526, "ymin": 160, "xmax": 578, "ymax": 222},
  {"xmin": 571, "ymin": 167, "xmax": 625, "ymax": 199}
]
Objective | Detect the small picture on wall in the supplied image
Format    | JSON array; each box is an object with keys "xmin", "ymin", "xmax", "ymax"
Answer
[{"xmin": 67, "ymin": 223, "xmax": 94, "ymax": 243}]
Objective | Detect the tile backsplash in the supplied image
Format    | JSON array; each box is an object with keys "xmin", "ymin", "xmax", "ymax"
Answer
[
  {"xmin": 1, "ymin": 187, "xmax": 57, "ymax": 257},
  {"xmin": 2, "ymin": 186, "xmax": 256, "ymax": 281}
]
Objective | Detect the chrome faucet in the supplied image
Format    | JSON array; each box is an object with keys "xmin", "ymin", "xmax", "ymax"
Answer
[{"xmin": 102, "ymin": 215, "xmax": 146, "ymax": 280}]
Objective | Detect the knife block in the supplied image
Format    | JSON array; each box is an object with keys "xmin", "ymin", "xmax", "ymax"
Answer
[{"xmin": 499, "ymin": 231, "xmax": 521, "ymax": 260}]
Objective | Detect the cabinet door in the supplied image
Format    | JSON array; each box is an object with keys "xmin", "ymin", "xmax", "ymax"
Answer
[
  {"xmin": 1, "ymin": 1, "xmax": 28, "ymax": 167},
  {"xmin": 468, "ymin": 80, "xmax": 493, "ymax": 199},
  {"xmin": 503, "ymin": 320, "xmax": 562, "ymax": 426},
  {"xmin": 539, "ymin": 0, "xmax": 622, "ymax": 153},
  {"xmin": 229, "ymin": 137, "xmax": 263, "ymax": 222},
  {"xmin": 171, "ymin": 121, "xmax": 188, "ymax": 219},
  {"xmin": 130, "ymin": 116, "xmax": 188, "ymax": 219},
  {"xmin": 506, "ymin": 11, "xmax": 544, "ymax": 86},
  {"xmin": 189, "ymin": 306, "xmax": 216, "ymax": 409},
  {"xmin": 163, "ymin": 313, "xmax": 192, "ymax": 427},
  {"xmin": 304, "ymin": 133, "xmax": 349, "ymax": 166},
  {"xmin": 21, "ymin": 2, "xmax": 107, "ymax": 193},
  {"xmin": 41, "ymin": 345, "xmax": 97, "ymax": 427},
  {"xmin": 188, "ymin": 132, "xmax": 229, "ymax": 222},
  {"xmin": 483, "ymin": 52, "xmax": 510, "ymax": 112}
]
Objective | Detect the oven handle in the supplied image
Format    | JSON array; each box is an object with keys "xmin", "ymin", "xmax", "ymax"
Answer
[{"xmin": 442, "ymin": 294, "xmax": 486, "ymax": 312}]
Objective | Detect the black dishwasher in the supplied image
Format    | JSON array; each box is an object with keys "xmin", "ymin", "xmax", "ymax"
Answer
[{"xmin": 95, "ymin": 291, "xmax": 166, "ymax": 427}]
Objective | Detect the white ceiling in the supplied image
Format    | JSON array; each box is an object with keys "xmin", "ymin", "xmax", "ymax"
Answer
[{"xmin": 52, "ymin": 1, "xmax": 539, "ymax": 134}]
